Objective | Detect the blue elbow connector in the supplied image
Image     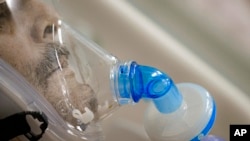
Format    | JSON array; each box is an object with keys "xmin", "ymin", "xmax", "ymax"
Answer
[{"xmin": 112, "ymin": 61, "xmax": 182, "ymax": 113}]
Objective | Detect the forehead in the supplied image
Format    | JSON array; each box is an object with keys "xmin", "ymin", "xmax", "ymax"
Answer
[
  {"xmin": 0, "ymin": 0, "xmax": 58, "ymax": 33},
  {"xmin": 0, "ymin": 1, "xmax": 56, "ymax": 21},
  {"xmin": 1, "ymin": 0, "xmax": 57, "ymax": 19},
  {"xmin": 6, "ymin": 0, "xmax": 52, "ymax": 11}
]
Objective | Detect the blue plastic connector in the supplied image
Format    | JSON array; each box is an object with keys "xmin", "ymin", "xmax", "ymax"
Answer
[{"xmin": 112, "ymin": 61, "xmax": 183, "ymax": 114}]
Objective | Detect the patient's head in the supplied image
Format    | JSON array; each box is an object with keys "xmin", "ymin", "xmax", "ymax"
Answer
[
  {"xmin": 0, "ymin": 0, "xmax": 61, "ymax": 93},
  {"xmin": 0, "ymin": 0, "xmax": 97, "ymax": 128}
]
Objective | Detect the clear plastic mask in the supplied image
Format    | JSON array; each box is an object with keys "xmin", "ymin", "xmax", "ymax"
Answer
[{"xmin": 0, "ymin": 0, "xmax": 118, "ymax": 139}]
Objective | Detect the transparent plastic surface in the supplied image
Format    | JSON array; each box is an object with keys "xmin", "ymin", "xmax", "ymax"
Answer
[
  {"xmin": 201, "ymin": 135, "xmax": 225, "ymax": 141},
  {"xmin": 49, "ymin": 22, "xmax": 121, "ymax": 123},
  {"xmin": 144, "ymin": 83, "xmax": 216, "ymax": 141}
]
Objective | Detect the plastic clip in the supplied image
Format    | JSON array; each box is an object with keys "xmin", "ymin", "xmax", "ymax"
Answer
[
  {"xmin": 0, "ymin": 111, "xmax": 48, "ymax": 141},
  {"xmin": 23, "ymin": 111, "xmax": 48, "ymax": 141}
]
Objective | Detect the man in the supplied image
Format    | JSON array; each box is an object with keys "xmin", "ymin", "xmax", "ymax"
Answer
[{"xmin": 0, "ymin": 0, "xmax": 98, "ymax": 133}]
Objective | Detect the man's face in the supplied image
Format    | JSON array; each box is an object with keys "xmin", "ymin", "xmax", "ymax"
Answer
[
  {"xmin": 0, "ymin": 0, "xmax": 61, "ymax": 92},
  {"xmin": 0, "ymin": 0, "xmax": 97, "ymax": 127}
]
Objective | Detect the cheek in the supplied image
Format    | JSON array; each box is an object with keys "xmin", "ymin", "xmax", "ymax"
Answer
[
  {"xmin": 0, "ymin": 33, "xmax": 45, "ymax": 74},
  {"xmin": 0, "ymin": 35, "xmax": 22, "ymax": 65}
]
